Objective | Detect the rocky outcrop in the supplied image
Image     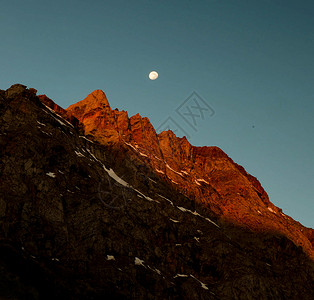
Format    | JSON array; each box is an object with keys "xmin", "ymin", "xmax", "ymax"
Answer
[
  {"xmin": 0, "ymin": 84, "xmax": 313, "ymax": 299},
  {"xmin": 67, "ymin": 89, "xmax": 314, "ymax": 258},
  {"xmin": 38, "ymin": 94, "xmax": 79, "ymax": 128}
]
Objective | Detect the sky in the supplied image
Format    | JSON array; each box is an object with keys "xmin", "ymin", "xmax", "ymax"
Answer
[{"xmin": 1, "ymin": 0, "xmax": 313, "ymax": 227}]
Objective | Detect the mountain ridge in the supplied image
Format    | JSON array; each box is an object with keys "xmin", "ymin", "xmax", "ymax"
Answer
[
  {"xmin": 65, "ymin": 88, "xmax": 313, "ymax": 257},
  {"xmin": 0, "ymin": 84, "xmax": 313, "ymax": 299}
]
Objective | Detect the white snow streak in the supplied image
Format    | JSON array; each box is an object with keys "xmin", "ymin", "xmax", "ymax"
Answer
[
  {"xmin": 196, "ymin": 178, "xmax": 209, "ymax": 184},
  {"xmin": 105, "ymin": 167, "xmax": 129, "ymax": 187},
  {"xmin": 46, "ymin": 172, "xmax": 56, "ymax": 178},
  {"xmin": 86, "ymin": 148, "xmax": 158, "ymax": 203},
  {"xmin": 75, "ymin": 150, "xmax": 85, "ymax": 157},
  {"xmin": 170, "ymin": 218, "xmax": 179, "ymax": 223},
  {"xmin": 36, "ymin": 121, "xmax": 46, "ymax": 126},
  {"xmin": 190, "ymin": 274, "xmax": 209, "ymax": 290},
  {"xmin": 51, "ymin": 258, "xmax": 59, "ymax": 262},
  {"xmin": 134, "ymin": 257, "xmax": 145, "ymax": 267},
  {"xmin": 195, "ymin": 180, "xmax": 201, "ymax": 186},
  {"xmin": 79, "ymin": 136, "xmax": 94, "ymax": 143},
  {"xmin": 174, "ymin": 274, "xmax": 189, "ymax": 278},
  {"xmin": 165, "ymin": 163, "xmax": 183, "ymax": 176},
  {"xmin": 177, "ymin": 206, "xmax": 188, "ymax": 212},
  {"xmin": 42, "ymin": 104, "xmax": 74, "ymax": 127},
  {"xmin": 124, "ymin": 142, "xmax": 139, "ymax": 152},
  {"xmin": 148, "ymin": 177, "xmax": 157, "ymax": 184},
  {"xmin": 267, "ymin": 207, "xmax": 276, "ymax": 214},
  {"xmin": 157, "ymin": 194, "xmax": 174, "ymax": 206},
  {"xmin": 177, "ymin": 207, "xmax": 220, "ymax": 228}
]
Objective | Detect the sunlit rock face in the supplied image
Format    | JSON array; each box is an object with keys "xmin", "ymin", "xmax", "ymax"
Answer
[
  {"xmin": 67, "ymin": 89, "xmax": 314, "ymax": 257},
  {"xmin": 0, "ymin": 84, "xmax": 313, "ymax": 299}
]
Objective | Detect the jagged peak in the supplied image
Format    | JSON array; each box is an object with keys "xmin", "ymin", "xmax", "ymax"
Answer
[
  {"xmin": 88, "ymin": 89, "xmax": 110, "ymax": 107},
  {"xmin": 158, "ymin": 129, "xmax": 177, "ymax": 139},
  {"xmin": 5, "ymin": 84, "xmax": 27, "ymax": 99},
  {"xmin": 67, "ymin": 89, "xmax": 110, "ymax": 114}
]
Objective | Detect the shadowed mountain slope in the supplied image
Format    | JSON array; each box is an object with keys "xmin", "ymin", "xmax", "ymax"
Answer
[{"xmin": 0, "ymin": 84, "xmax": 313, "ymax": 299}]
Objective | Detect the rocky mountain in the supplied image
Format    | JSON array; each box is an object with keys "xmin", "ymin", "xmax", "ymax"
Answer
[{"xmin": 0, "ymin": 84, "xmax": 313, "ymax": 299}]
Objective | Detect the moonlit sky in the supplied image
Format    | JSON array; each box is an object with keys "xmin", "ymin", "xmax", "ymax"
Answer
[{"xmin": 1, "ymin": 0, "xmax": 313, "ymax": 227}]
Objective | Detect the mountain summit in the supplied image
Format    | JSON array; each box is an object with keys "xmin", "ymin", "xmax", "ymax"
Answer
[
  {"xmin": 0, "ymin": 84, "xmax": 313, "ymax": 299},
  {"xmin": 67, "ymin": 89, "xmax": 111, "ymax": 117},
  {"xmin": 66, "ymin": 88, "xmax": 313, "ymax": 257}
]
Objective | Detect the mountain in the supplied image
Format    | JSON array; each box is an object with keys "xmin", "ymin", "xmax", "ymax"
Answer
[
  {"xmin": 0, "ymin": 84, "xmax": 313, "ymax": 299},
  {"xmin": 66, "ymin": 89, "xmax": 313, "ymax": 256}
]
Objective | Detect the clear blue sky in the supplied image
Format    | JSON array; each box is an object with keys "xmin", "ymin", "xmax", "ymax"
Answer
[{"xmin": 1, "ymin": 0, "xmax": 313, "ymax": 227}]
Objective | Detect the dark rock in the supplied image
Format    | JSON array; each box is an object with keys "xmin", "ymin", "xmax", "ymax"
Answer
[
  {"xmin": 0, "ymin": 85, "xmax": 313, "ymax": 299},
  {"xmin": 5, "ymin": 84, "xmax": 27, "ymax": 99}
]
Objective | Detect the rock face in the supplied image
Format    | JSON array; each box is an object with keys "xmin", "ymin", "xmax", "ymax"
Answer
[
  {"xmin": 68, "ymin": 89, "xmax": 314, "ymax": 257},
  {"xmin": 0, "ymin": 84, "xmax": 313, "ymax": 299}
]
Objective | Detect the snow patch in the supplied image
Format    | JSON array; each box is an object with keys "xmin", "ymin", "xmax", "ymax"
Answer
[
  {"xmin": 51, "ymin": 258, "xmax": 59, "ymax": 262},
  {"xmin": 177, "ymin": 206, "xmax": 188, "ymax": 212},
  {"xmin": 37, "ymin": 121, "xmax": 46, "ymax": 126},
  {"xmin": 79, "ymin": 136, "xmax": 94, "ymax": 143},
  {"xmin": 153, "ymin": 155, "xmax": 163, "ymax": 161},
  {"xmin": 154, "ymin": 268, "xmax": 161, "ymax": 275},
  {"xmin": 124, "ymin": 142, "xmax": 139, "ymax": 152},
  {"xmin": 165, "ymin": 163, "xmax": 183, "ymax": 176},
  {"xmin": 157, "ymin": 194, "xmax": 174, "ymax": 206},
  {"xmin": 177, "ymin": 207, "xmax": 220, "ymax": 228},
  {"xmin": 196, "ymin": 178, "xmax": 209, "ymax": 184},
  {"xmin": 105, "ymin": 167, "xmax": 129, "ymax": 187},
  {"xmin": 170, "ymin": 218, "xmax": 179, "ymax": 223},
  {"xmin": 42, "ymin": 104, "xmax": 74, "ymax": 127},
  {"xmin": 133, "ymin": 188, "xmax": 159, "ymax": 203},
  {"xmin": 75, "ymin": 150, "xmax": 85, "ymax": 157},
  {"xmin": 46, "ymin": 172, "xmax": 56, "ymax": 178},
  {"xmin": 267, "ymin": 207, "xmax": 276, "ymax": 214},
  {"xmin": 190, "ymin": 274, "xmax": 209, "ymax": 290},
  {"xmin": 134, "ymin": 257, "xmax": 145, "ymax": 267},
  {"xmin": 205, "ymin": 217, "xmax": 219, "ymax": 227},
  {"xmin": 87, "ymin": 148, "xmax": 159, "ymax": 203},
  {"xmin": 41, "ymin": 130, "xmax": 51, "ymax": 136},
  {"xmin": 148, "ymin": 177, "xmax": 157, "ymax": 184},
  {"xmin": 174, "ymin": 274, "xmax": 189, "ymax": 278},
  {"xmin": 155, "ymin": 169, "xmax": 165, "ymax": 174}
]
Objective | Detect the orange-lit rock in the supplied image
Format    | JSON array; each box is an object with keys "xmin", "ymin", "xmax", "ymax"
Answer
[{"xmin": 66, "ymin": 89, "xmax": 314, "ymax": 257}]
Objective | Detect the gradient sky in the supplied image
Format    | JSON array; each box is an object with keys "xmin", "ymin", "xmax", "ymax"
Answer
[{"xmin": 1, "ymin": 0, "xmax": 313, "ymax": 227}]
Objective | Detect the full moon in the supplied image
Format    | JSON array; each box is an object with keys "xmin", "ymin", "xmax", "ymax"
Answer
[{"xmin": 149, "ymin": 71, "xmax": 158, "ymax": 80}]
